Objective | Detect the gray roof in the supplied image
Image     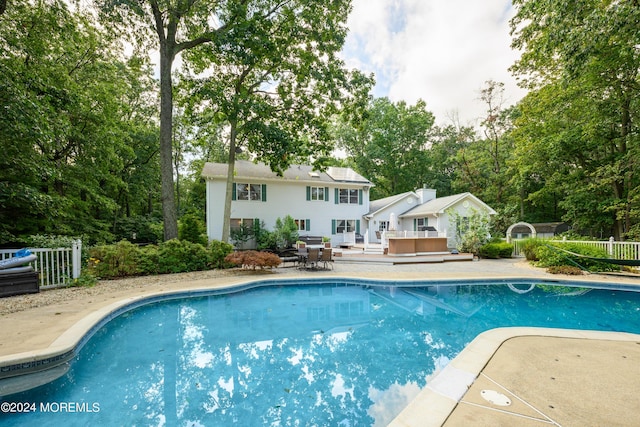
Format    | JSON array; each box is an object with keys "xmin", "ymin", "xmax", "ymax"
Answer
[
  {"xmin": 367, "ymin": 191, "xmax": 416, "ymax": 216},
  {"xmin": 400, "ymin": 192, "xmax": 497, "ymax": 217},
  {"xmin": 202, "ymin": 160, "xmax": 373, "ymax": 186}
]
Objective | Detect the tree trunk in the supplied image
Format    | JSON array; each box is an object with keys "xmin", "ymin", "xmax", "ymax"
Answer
[
  {"xmin": 159, "ymin": 43, "xmax": 178, "ymax": 241},
  {"xmin": 221, "ymin": 122, "xmax": 238, "ymax": 243}
]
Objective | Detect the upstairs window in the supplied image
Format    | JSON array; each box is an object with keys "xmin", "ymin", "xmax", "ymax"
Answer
[
  {"xmin": 336, "ymin": 188, "xmax": 362, "ymax": 205},
  {"xmin": 233, "ymin": 183, "xmax": 266, "ymax": 201},
  {"xmin": 306, "ymin": 186, "xmax": 328, "ymax": 201}
]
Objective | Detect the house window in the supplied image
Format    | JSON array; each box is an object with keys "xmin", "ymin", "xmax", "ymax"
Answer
[
  {"xmin": 295, "ymin": 219, "xmax": 310, "ymax": 231},
  {"xmin": 230, "ymin": 218, "xmax": 255, "ymax": 232},
  {"xmin": 378, "ymin": 221, "xmax": 389, "ymax": 231},
  {"xmin": 339, "ymin": 189, "xmax": 359, "ymax": 204},
  {"xmin": 335, "ymin": 219, "xmax": 356, "ymax": 234},
  {"xmin": 311, "ymin": 187, "xmax": 325, "ymax": 201},
  {"xmin": 234, "ymin": 183, "xmax": 265, "ymax": 201}
]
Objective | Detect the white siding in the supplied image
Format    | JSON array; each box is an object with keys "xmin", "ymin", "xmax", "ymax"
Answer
[{"xmin": 205, "ymin": 179, "xmax": 370, "ymax": 245}]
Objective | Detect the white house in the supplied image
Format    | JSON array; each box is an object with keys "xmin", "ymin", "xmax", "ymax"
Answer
[
  {"xmin": 202, "ymin": 161, "xmax": 496, "ymax": 249},
  {"xmin": 202, "ymin": 160, "xmax": 374, "ymax": 245},
  {"xmin": 364, "ymin": 188, "xmax": 497, "ymax": 248}
]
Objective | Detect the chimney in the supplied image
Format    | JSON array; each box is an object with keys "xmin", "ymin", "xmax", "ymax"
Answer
[{"xmin": 416, "ymin": 185, "xmax": 436, "ymax": 204}]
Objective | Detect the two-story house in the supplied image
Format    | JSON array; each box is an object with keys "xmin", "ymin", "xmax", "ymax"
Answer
[{"xmin": 202, "ymin": 160, "xmax": 374, "ymax": 245}]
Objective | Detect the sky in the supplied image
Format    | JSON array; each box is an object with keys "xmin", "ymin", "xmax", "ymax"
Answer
[{"xmin": 340, "ymin": 0, "xmax": 528, "ymax": 127}]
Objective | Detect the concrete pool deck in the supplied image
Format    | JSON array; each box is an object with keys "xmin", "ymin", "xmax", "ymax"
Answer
[{"xmin": 1, "ymin": 257, "xmax": 639, "ymax": 425}]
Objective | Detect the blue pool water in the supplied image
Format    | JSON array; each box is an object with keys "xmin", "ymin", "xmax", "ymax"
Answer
[{"xmin": 1, "ymin": 279, "xmax": 640, "ymax": 426}]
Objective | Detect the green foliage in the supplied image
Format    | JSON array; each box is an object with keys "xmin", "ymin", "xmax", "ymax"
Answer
[
  {"xmin": 68, "ymin": 270, "xmax": 99, "ymax": 287},
  {"xmin": 24, "ymin": 234, "xmax": 78, "ymax": 249},
  {"xmin": 273, "ymin": 216, "xmax": 299, "ymax": 251},
  {"xmin": 89, "ymin": 240, "xmax": 142, "ymax": 278},
  {"xmin": 177, "ymin": 0, "xmax": 373, "ymax": 242},
  {"xmin": 155, "ymin": 239, "xmax": 209, "ymax": 274},
  {"xmin": 510, "ymin": 1, "xmax": 640, "ymax": 239},
  {"xmin": 208, "ymin": 240, "xmax": 234, "ymax": 269},
  {"xmin": 224, "ymin": 250, "xmax": 282, "ymax": 270},
  {"xmin": 449, "ymin": 208, "xmax": 491, "ymax": 256},
  {"xmin": 254, "ymin": 216, "xmax": 299, "ymax": 252},
  {"xmin": 114, "ymin": 215, "xmax": 163, "ymax": 245},
  {"xmin": 88, "ymin": 238, "xmax": 233, "ymax": 278},
  {"xmin": 478, "ymin": 242, "xmax": 513, "ymax": 259},
  {"xmin": 178, "ymin": 213, "xmax": 208, "ymax": 245},
  {"xmin": 231, "ymin": 222, "xmax": 256, "ymax": 248},
  {"xmin": 333, "ymin": 98, "xmax": 435, "ymax": 199},
  {"xmin": 536, "ymin": 243, "xmax": 619, "ymax": 272},
  {"xmin": 521, "ymin": 238, "xmax": 545, "ymax": 261},
  {"xmin": 0, "ymin": 1, "xmax": 161, "ymax": 242}
]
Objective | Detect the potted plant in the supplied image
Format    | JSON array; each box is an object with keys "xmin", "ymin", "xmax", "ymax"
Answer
[
  {"xmin": 322, "ymin": 236, "xmax": 331, "ymax": 248},
  {"xmin": 296, "ymin": 240, "xmax": 306, "ymax": 249}
]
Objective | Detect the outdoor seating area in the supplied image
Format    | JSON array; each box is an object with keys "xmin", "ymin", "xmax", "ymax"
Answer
[{"xmin": 296, "ymin": 247, "xmax": 334, "ymax": 270}]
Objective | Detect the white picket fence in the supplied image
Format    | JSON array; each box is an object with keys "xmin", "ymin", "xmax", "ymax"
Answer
[
  {"xmin": 511, "ymin": 236, "xmax": 640, "ymax": 260},
  {"xmin": 0, "ymin": 240, "xmax": 82, "ymax": 288}
]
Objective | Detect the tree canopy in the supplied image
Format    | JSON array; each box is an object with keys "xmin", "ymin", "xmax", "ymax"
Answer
[
  {"xmin": 180, "ymin": 0, "xmax": 372, "ymax": 242},
  {"xmin": 1, "ymin": 0, "xmax": 639, "ymax": 244}
]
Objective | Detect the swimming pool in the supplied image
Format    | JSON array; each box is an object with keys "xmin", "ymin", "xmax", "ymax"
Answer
[{"xmin": 1, "ymin": 278, "xmax": 640, "ymax": 426}]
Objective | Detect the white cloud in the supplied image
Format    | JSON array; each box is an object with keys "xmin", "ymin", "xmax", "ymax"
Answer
[{"xmin": 342, "ymin": 0, "xmax": 527, "ymax": 126}]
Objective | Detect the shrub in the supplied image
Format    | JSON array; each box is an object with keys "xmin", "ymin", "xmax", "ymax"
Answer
[
  {"xmin": 208, "ymin": 240, "xmax": 234, "ymax": 269},
  {"xmin": 137, "ymin": 244, "xmax": 160, "ymax": 275},
  {"xmin": 156, "ymin": 239, "xmax": 209, "ymax": 274},
  {"xmin": 231, "ymin": 221, "xmax": 255, "ymax": 248},
  {"xmin": 225, "ymin": 250, "xmax": 282, "ymax": 269},
  {"xmin": 547, "ymin": 265, "xmax": 585, "ymax": 275},
  {"xmin": 536, "ymin": 242, "xmax": 619, "ymax": 272},
  {"xmin": 478, "ymin": 242, "xmax": 513, "ymax": 259},
  {"xmin": 178, "ymin": 213, "xmax": 208, "ymax": 245},
  {"xmin": 88, "ymin": 238, "xmax": 235, "ymax": 279},
  {"xmin": 521, "ymin": 238, "xmax": 545, "ymax": 261},
  {"xmin": 88, "ymin": 240, "xmax": 142, "ymax": 278},
  {"xmin": 448, "ymin": 208, "xmax": 491, "ymax": 256}
]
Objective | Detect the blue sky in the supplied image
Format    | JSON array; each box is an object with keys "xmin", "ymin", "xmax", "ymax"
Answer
[{"xmin": 341, "ymin": 0, "xmax": 527, "ymax": 127}]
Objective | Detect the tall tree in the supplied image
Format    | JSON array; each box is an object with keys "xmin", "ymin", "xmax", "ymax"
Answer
[
  {"xmin": 334, "ymin": 97, "xmax": 435, "ymax": 199},
  {"xmin": 0, "ymin": 0, "xmax": 151, "ymax": 242},
  {"xmin": 182, "ymin": 0, "xmax": 372, "ymax": 242},
  {"xmin": 510, "ymin": 0, "xmax": 640, "ymax": 239},
  {"xmin": 93, "ymin": 0, "xmax": 248, "ymax": 240}
]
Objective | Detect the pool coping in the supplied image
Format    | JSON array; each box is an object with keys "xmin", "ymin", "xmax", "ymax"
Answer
[
  {"xmin": 388, "ymin": 327, "xmax": 640, "ymax": 426},
  {"xmin": 2, "ymin": 274, "xmax": 640, "ymax": 424}
]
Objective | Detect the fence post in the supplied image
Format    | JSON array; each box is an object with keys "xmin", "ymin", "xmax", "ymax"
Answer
[
  {"xmin": 608, "ymin": 236, "xmax": 614, "ymax": 256},
  {"xmin": 72, "ymin": 239, "xmax": 82, "ymax": 279}
]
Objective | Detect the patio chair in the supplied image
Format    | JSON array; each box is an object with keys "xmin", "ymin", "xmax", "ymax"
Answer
[
  {"xmin": 304, "ymin": 248, "xmax": 320, "ymax": 270},
  {"xmin": 320, "ymin": 248, "xmax": 333, "ymax": 270},
  {"xmin": 296, "ymin": 247, "xmax": 308, "ymax": 269}
]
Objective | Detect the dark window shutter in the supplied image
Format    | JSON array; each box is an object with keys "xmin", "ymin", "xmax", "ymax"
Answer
[
  {"xmin": 356, "ymin": 220, "xmax": 361, "ymax": 234},
  {"xmin": 332, "ymin": 219, "xmax": 336, "ymax": 234},
  {"xmin": 325, "ymin": 187, "xmax": 329, "ymax": 202},
  {"xmin": 306, "ymin": 186, "xmax": 311, "ymax": 201},
  {"xmin": 306, "ymin": 219, "xmax": 311, "ymax": 231},
  {"xmin": 335, "ymin": 188, "xmax": 339, "ymax": 204},
  {"xmin": 358, "ymin": 189, "xmax": 363, "ymax": 205},
  {"xmin": 261, "ymin": 184, "xmax": 267, "ymax": 201},
  {"xmin": 232, "ymin": 183, "xmax": 237, "ymax": 201}
]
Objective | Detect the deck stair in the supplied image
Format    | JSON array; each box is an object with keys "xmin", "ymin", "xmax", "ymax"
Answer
[{"xmin": 363, "ymin": 243, "xmax": 384, "ymax": 255}]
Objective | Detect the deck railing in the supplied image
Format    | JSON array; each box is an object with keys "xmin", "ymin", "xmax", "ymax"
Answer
[
  {"xmin": 0, "ymin": 240, "xmax": 82, "ymax": 288},
  {"xmin": 511, "ymin": 237, "xmax": 640, "ymax": 261}
]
